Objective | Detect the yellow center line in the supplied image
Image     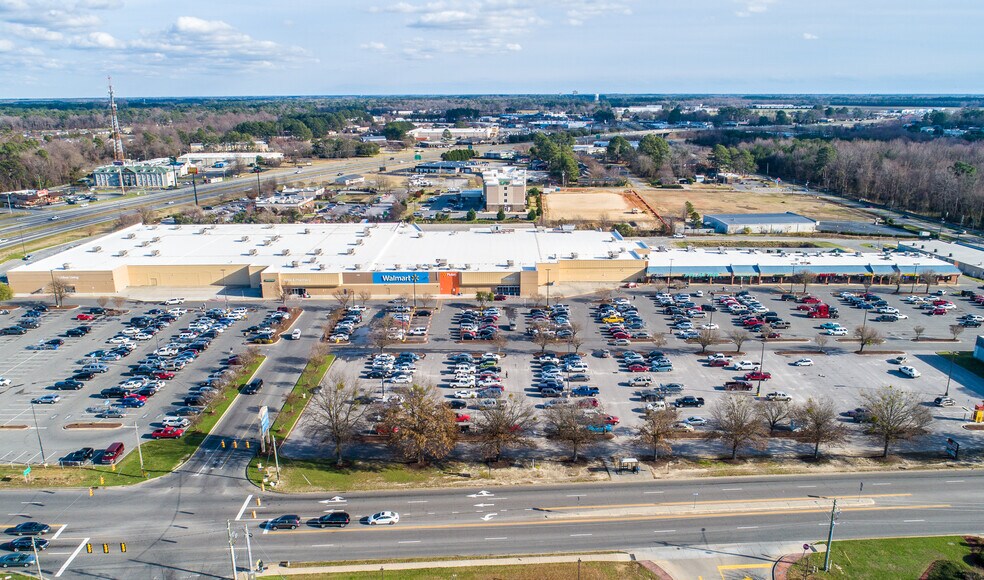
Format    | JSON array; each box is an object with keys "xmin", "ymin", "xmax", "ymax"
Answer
[
  {"xmin": 540, "ymin": 493, "xmax": 912, "ymax": 511},
  {"xmin": 269, "ymin": 503, "xmax": 949, "ymax": 535}
]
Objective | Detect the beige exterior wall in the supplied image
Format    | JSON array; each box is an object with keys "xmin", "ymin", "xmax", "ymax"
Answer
[
  {"xmin": 536, "ymin": 260, "xmax": 647, "ymax": 285},
  {"xmin": 8, "ymin": 268, "xmax": 123, "ymax": 295},
  {"xmin": 126, "ymin": 265, "xmax": 253, "ymax": 288}
]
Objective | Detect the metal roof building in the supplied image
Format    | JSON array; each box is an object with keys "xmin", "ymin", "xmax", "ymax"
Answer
[{"xmin": 703, "ymin": 212, "xmax": 818, "ymax": 234}]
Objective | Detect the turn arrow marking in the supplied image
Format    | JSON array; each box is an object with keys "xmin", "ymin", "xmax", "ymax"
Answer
[{"xmin": 481, "ymin": 513, "xmax": 498, "ymax": 521}]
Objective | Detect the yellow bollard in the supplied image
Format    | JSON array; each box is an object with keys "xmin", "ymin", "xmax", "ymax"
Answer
[
  {"xmin": 233, "ymin": 440, "xmax": 238, "ymax": 449},
  {"xmin": 261, "ymin": 482, "xmax": 265, "ymax": 492},
  {"xmin": 256, "ymin": 497, "xmax": 262, "ymax": 506},
  {"xmin": 89, "ymin": 487, "xmax": 94, "ymax": 497},
  {"xmin": 86, "ymin": 543, "xmax": 92, "ymax": 554},
  {"xmin": 120, "ymin": 542, "xmax": 126, "ymax": 553},
  {"xmin": 99, "ymin": 476, "xmax": 105, "ymax": 485},
  {"xmin": 221, "ymin": 440, "xmax": 226, "ymax": 449},
  {"xmin": 111, "ymin": 464, "xmax": 116, "ymax": 472},
  {"xmin": 251, "ymin": 510, "xmax": 256, "ymax": 519},
  {"xmin": 102, "ymin": 543, "xmax": 109, "ymax": 554},
  {"xmin": 245, "ymin": 441, "xmax": 250, "ymax": 449}
]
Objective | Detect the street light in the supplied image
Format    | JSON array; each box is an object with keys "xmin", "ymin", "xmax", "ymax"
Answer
[
  {"xmin": 944, "ymin": 350, "xmax": 956, "ymax": 397},
  {"xmin": 30, "ymin": 402, "xmax": 46, "ymax": 465},
  {"xmin": 808, "ymin": 495, "xmax": 840, "ymax": 572},
  {"xmin": 667, "ymin": 258, "xmax": 674, "ymax": 288},
  {"xmin": 911, "ymin": 263, "xmax": 919, "ymax": 294}
]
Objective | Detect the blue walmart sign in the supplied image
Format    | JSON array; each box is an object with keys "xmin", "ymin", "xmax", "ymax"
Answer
[{"xmin": 372, "ymin": 272, "xmax": 433, "ymax": 284}]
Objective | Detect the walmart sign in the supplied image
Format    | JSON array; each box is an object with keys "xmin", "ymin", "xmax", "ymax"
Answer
[{"xmin": 372, "ymin": 272, "xmax": 433, "ymax": 284}]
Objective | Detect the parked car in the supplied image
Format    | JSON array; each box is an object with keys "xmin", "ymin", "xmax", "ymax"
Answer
[
  {"xmin": 766, "ymin": 391, "xmax": 792, "ymax": 401},
  {"xmin": 674, "ymin": 396, "xmax": 705, "ymax": 408},
  {"xmin": 899, "ymin": 366, "xmax": 921, "ymax": 378}
]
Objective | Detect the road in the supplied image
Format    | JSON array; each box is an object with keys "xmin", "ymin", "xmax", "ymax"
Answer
[{"xmin": 0, "ymin": 147, "xmax": 454, "ymax": 253}]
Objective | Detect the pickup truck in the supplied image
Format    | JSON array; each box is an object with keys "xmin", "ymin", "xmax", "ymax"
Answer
[
  {"xmin": 724, "ymin": 380, "xmax": 753, "ymax": 391},
  {"xmin": 674, "ymin": 396, "xmax": 705, "ymax": 408},
  {"xmin": 770, "ymin": 320, "xmax": 791, "ymax": 329}
]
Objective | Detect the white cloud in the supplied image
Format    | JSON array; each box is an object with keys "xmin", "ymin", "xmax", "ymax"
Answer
[
  {"xmin": 735, "ymin": 0, "xmax": 778, "ymax": 17},
  {"xmin": 802, "ymin": 32, "xmax": 819, "ymax": 40},
  {"xmin": 0, "ymin": 39, "xmax": 15, "ymax": 52},
  {"xmin": 7, "ymin": 23, "xmax": 64, "ymax": 41},
  {"xmin": 565, "ymin": 1, "xmax": 633, "ymax": 26},
  {"xmin": 361, "ymin": 41, "xmax": 387, "ymax": 51},
  {"xmin": 73, "ymin": 31, "xmax": 122, "ymax": 48}
]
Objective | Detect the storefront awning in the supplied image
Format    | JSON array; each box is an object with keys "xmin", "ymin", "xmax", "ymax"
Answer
[
  {"xmin": 756, "ymin": 265, "xmax": 797, "ymax": 275},
  {"xmin": 867, "ymin": 264, "xmax": 897, "ymax": 275},
  {"xmin": 729, "ymin": 265, "xmax": 758, "ymax": 276}
]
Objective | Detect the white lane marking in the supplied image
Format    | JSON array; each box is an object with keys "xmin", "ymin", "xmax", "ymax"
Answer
[
  {"xmin": 566, "ymin": 494, "xmax": 585, "ymax": 497},
  {"xmin": 262, "ymin": 526, "xmax": 269, "ymax": 535},
  {"xmin": 945, "ymin": 480, "xmax": 965, "ymax": 484},
  {"xmin": 55, "ymin": 537, "xmax": 89, "ymax": 577},
  {"xmin": 904, "ymin": 520, "xmax": 925, "ymax": 523},
  {"xmin": 570, "ymin": 533, "xmax": 592, "ymax": 537},
  {"xmin": 398, "ymin": 540, "xmax": 421, "ymax": 544},
  {"xmin": 235, "ymin": 495, "xmax": 253, "ymax": 521},
  {"xmin": 51, "ymin": 524, "xmax": 67, "ymax": 540},
  {"xmin": 311, "ymin": 544, "xmax": 335, "ymax": 548},
  {"xmin": 481, "ymin": 513, "xmax": 498, "ymax": 521},
  {"xmin": 407, "ymin": 500, "xmax": 428, "ymax": 504},
  {"xmin": 722, "ymin": 488, "xmax": 743, "ymax": 491},
  {"xmin": 797, "ymin": 485, "xmax": 817, "ymax": 488},
  {"xmin": 485, "ymin": 537, "xmax": 507, "ymax": 540},
  {"xmin": 643, "ymin": 491, "xmax": 664, "ymax": 495},
  {"xmin": 871, "ymin": 483, "xmax": 892, "ymax": 486},
  {"xmin": 653, "ymin": 530, "xmax": 676, "ymax": 533},
  {"xmin": 737, "ymin": 526, "xmax": 759, "ymax": 530}
]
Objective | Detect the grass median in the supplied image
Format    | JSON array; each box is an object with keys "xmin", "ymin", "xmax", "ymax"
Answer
[
  {"xmin": 279, "ymin": 561, "xmax": 656, "ymax": 580},
  {"xmin": 268, "ymin": 354, "xmax": 335, "ymax": 440},
  {"xmin": 792, "ymin": 535, "xmax": 983, "ymax": 579},
  {"xmin": 0, "ymin": 357, "xmax": 264, "ymax": 489}
]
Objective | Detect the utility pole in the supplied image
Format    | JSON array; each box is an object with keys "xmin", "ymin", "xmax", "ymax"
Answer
[
  {"xmin": 227, "ymin": 520, "xmax": 238, "ymax": 580},
  {"xmin": 134, "ymin": 421, "xmax": 144, "ymax": 475},
  {"xmin": 192, "ymin": 174, "xmax": 200, "ymax": 206},
  {"xmin": 809, "ymin": 495, "xmax": 839, "ymax": 572},
  {"xmin": 30, "ymin": 402, "xmax": 46, "ymax": 465},
  {"xmin": 243, "ymin": 524, "xmax": 255, "ymax": 579},
  {"xmin": 33, "ymin": 535, "xmax": 44, "ymax": 579},
  {"xmin": 272, "ymin": 435, "xmax": 281, "ymax": 482}
]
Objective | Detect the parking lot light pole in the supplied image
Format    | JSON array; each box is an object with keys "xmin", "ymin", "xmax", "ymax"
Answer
[
  {"xmin": 756, "ymin": 337, "xmax": 767, "ymax": 397},
  {"xmin": 808, "ymin": 495, "xmax": 839, "ymax": 572},
  {"xmin": 134, "ymin": 422, "xmax": 144, "ymax": 473},
  {"xmin": 944, "ymin": 350, "xmax": 956, "ymax": 397},
  {"xmin": 30, "ymin": 402, "xmax": 46, "ymax": 465},
  {"xmin": 911, "ymin": 263, "xmax": 919, "ymax": 294}
]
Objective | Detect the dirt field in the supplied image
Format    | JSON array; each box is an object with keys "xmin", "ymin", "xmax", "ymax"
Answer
[
  {"xmin": 543, "ymin": 184, "xmax": 872, "ymax": 225},
  {"xmin": 542, "ymin": 189, "xmax": 657, "ymax": 226},
  {"xmin": 637, "ymin": 183, "xmax": 871, "ymax": 222}
]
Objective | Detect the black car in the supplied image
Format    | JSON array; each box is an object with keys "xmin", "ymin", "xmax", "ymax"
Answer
[
  {"xmin": 71, "ymin": 372, "xmax": 97, "ymax": 381},
  {"xmin": 241, "ymin": 378, "xmax": 263, "ymax": 395},
  {"xmin": 45, "ymin": 338, "xmax": 64, "ymax": 347},
  {"xmin": 184, "ymin": 395, "xmax": 208, "ymax": 407},
  {"xmin": 31, "ymin": 304, "xmax": 49, "ymax": 313},
  {"xmin": 88, "ymin": 307, "xmax": 106, "ymax": 315},
  {"xmin": 8, "ymin": 536, "xmax": 49, "ymax": 552},
  {"xmin": 2, "ymin": 326, "xmax": 27, "ymax": 335},
  {"xmin": 269, "ymin": 515, "xmax": 301, "ymax": 530},
  {"xmin": 446, "ymin": 399, "xmax": 467, "ymax": 410},
  {"xmin": 100, "ymin": 387, "xmax": 130, "ymax": 399},
  {"xmin": 674, "ymin": 396, "xmax": 705, "ymax": 408},
  {"xmin": 173, "ymin": 406, "xmax": 202, "ymax": 416},
  {"xmin": 9, "ymin": 522, "xmax": 50, "ymax": 536},
  {"xmin": 20, "ymin": 319, "xmax": 40, "ymax": 329},
  {"xmin": 53, "ymin": 380, "xmax": 84, "ymax": 390},
  {"xmin": 65, "ymin": 327, "xmax": 89, "ymax": 337},
  {"xmin": 315, "ymin": 512, "xmax": 350, "ymax": 528},
  {"xmin": 60, "ymin": 447, "xmax": 95, "ymax": 466}
]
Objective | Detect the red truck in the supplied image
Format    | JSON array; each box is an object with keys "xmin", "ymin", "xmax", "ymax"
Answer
[{"xmin": 807, "ymin": 304, "xmax": 839, "ymax": 319}]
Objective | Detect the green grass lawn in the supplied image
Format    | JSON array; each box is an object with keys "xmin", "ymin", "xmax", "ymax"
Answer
[
  {"xmin": 793, "ymin": 536, "xmax": 983, "ymax": 579},
  {"xmin": 247, "ymin": 457, "xmax": 453, "ymax": 492},
  {"xmin": 268, "ymin": 355, "xmax": 334, "ymax": 439},
  {"xmin": 948, "ymin": 351, "xmax": 984, "ymax": 380},
  {"xmin": 0, "ymin": 357, "xmax": 264, "ymax": 489},
  {"xmin": 284, "ymin": 561, "xmax": 654, "ymax": 580}
]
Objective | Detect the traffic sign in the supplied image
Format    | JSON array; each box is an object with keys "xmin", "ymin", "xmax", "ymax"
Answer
[
  {"xmin": 259, "ymin": 406, "xmax": 270, "ymax": 435},
  {"xmin": 22, "ymin": 466, "xmax": 30, "ymax": 477}
]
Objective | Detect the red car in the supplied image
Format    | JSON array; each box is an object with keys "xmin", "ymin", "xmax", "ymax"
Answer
[
  {"xmin": 744, "ymin": 371, "xmax": 772, "ymax": 381},
  {"xmin": 153, "ymin": 371, "xmax": 176, "ymax": 380},
  {"xmin": 76, "ymin": 313, "xmax": 94, "ymax": 321},
  {"xmin": 802, "ymin": 297, "xmax": 821, "ymax": 304},
  {"xmin": 151, "ymin": 426, "xmax": 184, "ymax": 439},
  {"xmin": 493, "ymin": 294, "xmax": 507, "ymax": 301},
  {"xmin": 603, "ymin": 415, "xmax": 620, "ymax": 425},
  {"xmin": 932, "ymin": 308, "xmax": 947, "ymax": 316},
  {"xmin": 122, "ymin": 393, "xmax": 148, "ymax": 402},
  {"xmin": 577, "ymin": 397, "xmax": 599, "ymax": 408},
  {"xmin": 612, "ymin": 332, "xmax": 631, "ymax": 340},
  {"xmin": 761, "ymin": 332, "xmax": 781, "ymax": 339},
  {"xmin": 796, "ymin": 304, "xmax": 814, "ymax": 311},
  {"xmin": 455, "ymin": 413, "xmax": 471, "ymax": 422},
  {"xmin": 742, "ymin": 318, "xmax": 762, "ymax": 326},
  {"xmin": 627, "ymin": 363, "xmax": 649, "ymax": 372},
  {"xmin": 709, "ymin": 359, "xmax": 731, "ymax": 367}
]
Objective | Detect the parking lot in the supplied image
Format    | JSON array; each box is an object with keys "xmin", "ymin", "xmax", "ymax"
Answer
[
  {"xmin": 0, "ymin": 300, "xmax": 261, "ymax": 465},
  {"xmin": 317, "ymin": 282, "xmax": 984, "ymax": 456}
]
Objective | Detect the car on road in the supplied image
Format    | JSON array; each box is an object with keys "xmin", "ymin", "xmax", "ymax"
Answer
[
  {"xmin": 791, "ymin": 358, "xmax": 814, "ymax": 366},
  {"xmin": 268, "ymin": 515, "xmax": 301, "ymax": 530},
  {"xmin": 766, "ymin": 391, "xmax": 792, "ymax": 401},
  {"xmin": 315, "ymin": 512, "xmax": 351, "ymax": 528},
  {"xmin": 674, "ymin": 396, "xmax": 705, "ymax": 408},
  {"xmin": 0, "ymin": 553, "xmax": 36, "ymax": 568},
  {"xmin": 162, "ymin": 298, "xmax": 186, "ymax": 305},
  {"xmin": 8, "ymin": 522, "xmax": 50, "ymax": 536},
  {"xmin": 151, "ymin": 426, "xmax": 184, "ymax": 439},
  {"xmin": 7, "ymin": 536, "xmax": 49, "ymax": 552},
  {"xmin": 899, "ymin": 366, "xmax": 921, "ymax": 378},
  {"xmin": 31, "ymin": 394, "xmax": 60, "ymax": 404},
  {"xmin": 367, "ymin": 511, "xmax": 400, "ymax": 525}
]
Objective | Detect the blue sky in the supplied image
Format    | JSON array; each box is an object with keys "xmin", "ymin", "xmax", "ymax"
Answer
[{"xmin": 1, "ymin": 0, "xmax": 982, "ymax": 98}]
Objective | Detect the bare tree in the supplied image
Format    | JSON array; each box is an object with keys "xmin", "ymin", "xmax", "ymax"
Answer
[
  {"xmin": 545, "ymin": 404, "xmax": 600, "ymax": 462},
  {"xmin": 854, "ymin": 325, "xmax": 883, "ymax": 353},
  {"xmin": 758, "ymin": 399, "xmax": 791, "ymax": 435},
  {"xmin": 651, "ymin": 332, "xmax": 668, "ymax": 350},
  {"xmin": 861, "ymin": 275, "xmax": 874, "ymax": 294},
  {"xmin": 635, "ymin": 408, "xmax": 678, "ymax": 461},
  {"xmin": 726, "ymin": 329, "xmax": 751, "ymax": 354},
  {"xmin": 331, "ymin": 289, "xmax": 352, "ymax": 310},
  {"xmin": 696, "ymin": 328, "xmax": 720, "ymax": 354},
  {"xmin": 369, "ymin": 323, "xmax": 396, "ymax": 354},
  {"xmin": 532, "ymin": 322, "xmax": 553, "ymax": 354},
  {"xmin": 794, "ymin": 397, "xmax": 848, "ymax": 459},
  {"xmin": 383, "ymin": 384, "xmax": 459, "ymax": 465},
  {"xmin": 860, "ymin": 386, "xmax": 933, "ymax": 457},
  {"xmin": 794, "ymin": 270, "xmax": 818, "ymax": 294},
  {"xmin": 310, "ymin": 373, "xmax": 372, "ymax": 465},
  {"xmin": 490, "ymin": 333, "xmax": 508, "ymax": 356},
  {"xmin": 949, "ymin": 324, "xmax": 966, "ymax": 342},
  {"xmin": 473, "ymin": 397, "xmax": 537, "ymax": 462},
  {"xmin": 357, "ymin": 290, "xmax": 372, "ymax": 306},
  {"xmin": 913, "ymin": 325, "xmax": 926, "ymax": 341},
  {"xmin": 918, "ymin": 269, "xmax": 938, "ymax": 294},
  {"xmin": 888, "ymin": 272, "xmax": 902, "ymax": 294},
  {"xmin": 814, "ymin": 334, "xmax": 829, "ymax": 353},
  {"xmin": 707, "ymin": 394, "xmax": 766, "ymax": 460},
  {"xmin": 96, "ymin": 296, "xmax": 109, "ymax": 309},
  {"xmin": 47, "ymin": 278, "xmax": 72, "ymax": 307},
  {"xmin": 112, "ymin": 296, "xmax": 126, "ymax": 310},
  {"xmin": 528, "ymin": 292, "xmax": 546, "ymax": 308},
  {"xmin": 418, "ymin": 293, "xmax": 435, "ymax": 310}
]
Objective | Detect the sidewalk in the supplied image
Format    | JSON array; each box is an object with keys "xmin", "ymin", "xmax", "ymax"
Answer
[{"xmin": 258, "ymin": 552, "xmax": 633, "ymax": 577}]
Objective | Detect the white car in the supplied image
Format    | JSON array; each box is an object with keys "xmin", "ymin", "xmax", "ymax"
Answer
[
  {"xmin": 899, "ymin": 366, "xmax": 921, "ymax": 378},
  {"xmin": 0, "ymin": 377, "xmax": 11, "ymax": 387},
  {"xmin": 387, "ymin": 374, "xmax": 413, "ymax": 384},
  {"xmin": 167, "ymin": 308, "xmax": 188, "ymax": 316},
  {"xmin": 700, "ymin": 323, "xmax": 719, "ymax": 330},
  {"xmin": 792, "ymin": 358, "xmax": 814, "ymax": 367},
  {"xmin": 407, "ymin": 327, "xmax": 427, "ymax": 336},
  {"xmin": 766, "ymin": 391, "xmax": 792, "ymax": 401},
  {"xmin": 731, "ymin": 360, "xmax": 760, "ymax": 371},
  {"xmin": 367, "ymin": 511, "xmax": 400, "ymax": 525},
  {"xmin": 893, "ymin": 314, "xmax": 909, "ymax": 319},
  {"xmin": 161, "ymin": 417, "xmax": 191, "ymax": 428},
  {"xmin": 824, "ymin": 328, "xmax": 848, "ymax": 336},
  {"xmin": 107, "ymin": 336, "xmax": 133, "ymax": 344},
  {"xmin": 163, "ymin": 298, "xmax": 185, "ymax": 305},
  {"xmin": 453, "ymin": 390, "xmax": 478, "ymax": 399},
  {"xmin": 673, "ymin": 421, "xmax": 695, "ymax": 431}
]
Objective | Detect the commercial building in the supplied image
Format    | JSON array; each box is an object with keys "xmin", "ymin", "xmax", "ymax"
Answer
[
  {"xmin": 703, "ymin": 212, "xmax": 819, "ymax": 234},
  {"xmin": 175, "ymin": 151, "xmax": 284, "ymax": 167},
  {"xmin": 334, "ymin": 174, "xmax": 365, "ymax": 186},
  {"xmin": 897, "ymin": 239, "xmax": 984, "ymax": 280},
  {"xmin": 92, "ymin": 164, "xmax": 177, "ymax": 189},
  {"xmin": 414, "ymin": 161, "xmax": 475, "ymax": 174},
  {"xmin": 3, "ymin": 189, "xmax": 56, "ymax": 208},
  {"xmin": 482, "ymin": 168, "xmax": 527, "ymax": 212},
  {"xmin": 408, "ymin": 126, "xmax": 499, "ymax": 142},
  {"xmin": 7, "ymin": 225, "xmax": 959, "ymax": 299}
]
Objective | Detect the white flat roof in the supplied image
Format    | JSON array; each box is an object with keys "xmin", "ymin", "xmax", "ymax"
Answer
[{"xmin": 14, "ymin": 223, "xmax": 640, "ymax": 275}]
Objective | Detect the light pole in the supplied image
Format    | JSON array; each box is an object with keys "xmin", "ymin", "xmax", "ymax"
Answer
[
  {"xmin": 944, "ymin": 350, "xmax": 956, "ymax": 397},
  {"xmin": 911, "ymin": 263, "xmax": 919, "ymax": 294},
  {"xmin": 808, "ymin": 495, "xmax": 840, "ymax": 572},
  {"xmin": 30, "ymin": 402, "xmax": 46, "ymax": 465},
  {"xmin": 134, "ymin": 421, "xmax": 144, "ymax": 475},
  {"xmin": 756, "ymin": 333, "xmax": 767, "ymax": 397},
  {"xmin": 667, "ymin": 258, "xmax": 674, "ymax": 288}
]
